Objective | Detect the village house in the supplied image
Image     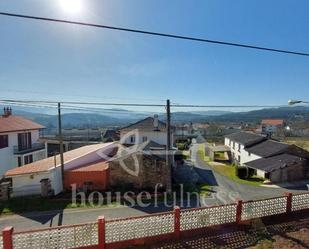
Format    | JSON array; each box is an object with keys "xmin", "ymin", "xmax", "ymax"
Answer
[
  {"xmin": 225, "ymin": 131, "xmax": 309, "ymax": 183},
  {"xmin": 5, "ymin": 139, "xmax": 171, "ymax": 197},
  {"xmin": 119, "ymin": 115, "xmax": 173, "ymax": 146},
  {"xmin": 4, "ymin": 143, "xmax": 114, "ymax": 197},
  {"xmin": 261, "ymin": 119, "xmax": 285, "ymax": 135},
  {"xmin": 0, "ymin": 108, "xmax": 47, "ymax": 178}
]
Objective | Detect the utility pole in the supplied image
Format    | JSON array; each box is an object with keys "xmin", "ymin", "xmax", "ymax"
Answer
[
  {"xmin": 166, "ymin": 99, "xmax": 172, "ymax": 193},
  {"xmin": 58, "ymin": 102, "xmax": 65, "ymax": 190}
]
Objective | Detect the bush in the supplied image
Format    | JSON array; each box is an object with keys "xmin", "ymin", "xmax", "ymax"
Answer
[{"xmin": 236, "ymin": 167, "xmax": 248, "ymax": 179}]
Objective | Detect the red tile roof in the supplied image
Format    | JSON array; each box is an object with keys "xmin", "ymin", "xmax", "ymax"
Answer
[
  {"xmin": 261, "ymin": 119, "xmax": 284, "ymax": 126},
  {"xmin": 5, "ymin": 143, "xmax": 112, "ymax": 177},
  {"xmin": 0, "ymin": 115, "xmax": 44, "ymax": 133},
  {"xmin": 69, "ymin": 160, "xmax": 109, "ymax": 172}
]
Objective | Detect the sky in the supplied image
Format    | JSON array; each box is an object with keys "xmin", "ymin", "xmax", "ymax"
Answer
[{"xmin": 0, "ymin": 0, "xmax": 308, "ymax": 112}]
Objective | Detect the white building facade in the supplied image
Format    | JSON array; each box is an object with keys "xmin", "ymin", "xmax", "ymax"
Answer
[
  {"xmin": 120, "ymin": 115, "xmax": 173, "ymax": 146},
  {"xmin": 0, "ymin": 109, "xmax": 47, "ymax": 177},
  {"xmin": 224, "ymin": 132, "xmax": 265, "ymax": 165}
]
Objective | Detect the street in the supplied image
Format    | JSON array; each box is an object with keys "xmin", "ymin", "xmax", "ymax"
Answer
[{"xmin": 0, "ymin": 143, "xmax": 308, "ymax": 232}]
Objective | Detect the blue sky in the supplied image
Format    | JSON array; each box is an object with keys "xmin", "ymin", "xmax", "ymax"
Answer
[{"xmin": 0, "ymin": 0, "xmax": 308, "ymax": 111}]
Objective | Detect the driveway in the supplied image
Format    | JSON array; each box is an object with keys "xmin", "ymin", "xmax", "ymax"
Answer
[{"xmin": 190, "ymin": 143, "xmax": 308, "ymax": 206}]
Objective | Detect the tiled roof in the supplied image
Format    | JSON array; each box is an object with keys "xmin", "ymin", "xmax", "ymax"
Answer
[
  {"xmin": 120, "ymin": 117, "xmax": 167, "ymax": 132},
  {"xmin": 68, "ymin": 160, "xmax": 109, "ymax": 172},
  {"xmin": 5, "ymin": 143, "xmax": 112, "ymax": 177},
  {"xmin": 225, "ymin": 132, "xmax": 266, "ymax": 147},
  {"xmin": 245, "ymin": 140, "xmax": 291, "ymax": 158},
  {"xmin": 245, "ymin": 154, "xmax": 305, "ymax": 172},
  {"xmin": 0, "ymin": 115, "xmax": 44, "ymax": 133},
  {"xmin": 261, "ymin": 119, "xmax": 284, "ymax": 126}
]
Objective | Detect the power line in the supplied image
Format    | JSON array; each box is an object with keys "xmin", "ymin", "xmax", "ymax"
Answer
[
  {"xmin": 0, "ymin": 99, "xmax": 284, "ymax": 108},
  {"xmin": 0, "ymin": 12, "xmax": 308, "ymax": 57}
]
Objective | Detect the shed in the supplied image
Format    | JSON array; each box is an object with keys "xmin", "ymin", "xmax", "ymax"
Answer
[{"xmin": 64, "ymin": 160, "xmax": 109, "ymax": 191}]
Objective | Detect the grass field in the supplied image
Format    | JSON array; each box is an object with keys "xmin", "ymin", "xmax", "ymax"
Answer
[{"xmin": 284, "ymin": 137, "xmax": 309, "ymax": 151}]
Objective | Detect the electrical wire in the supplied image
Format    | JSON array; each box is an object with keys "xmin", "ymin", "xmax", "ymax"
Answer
[{"xmin": 0, "ymin": 12, "xmax": 308, "ymax": 57}]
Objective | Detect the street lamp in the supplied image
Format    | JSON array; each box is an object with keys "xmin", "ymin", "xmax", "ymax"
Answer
[{"xmin": 288, "ymin": 99, "xmax": 309, "ymax": 106}]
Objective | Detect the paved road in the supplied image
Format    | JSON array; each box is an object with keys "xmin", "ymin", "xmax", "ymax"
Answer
[
  {"xmin": 0, "ymin": 203, "xmax": 176, "ymax": 232},
  {"xmin": 191, "ymin": 143, "xmax": 308, "ymax": 206}
]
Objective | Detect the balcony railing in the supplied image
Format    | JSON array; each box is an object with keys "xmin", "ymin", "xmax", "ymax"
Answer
[{"xmin": 13, "ymin": 143, "xmax": 45, "ymax": 155}]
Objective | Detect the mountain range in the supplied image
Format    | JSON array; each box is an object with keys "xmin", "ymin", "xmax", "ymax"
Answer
[{"xmin": 1, "ymin": 105, "xmax": 309, "ymax": 130}]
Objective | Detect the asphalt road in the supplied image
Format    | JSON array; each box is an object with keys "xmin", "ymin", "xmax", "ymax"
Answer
[
  {"xmin": 191, "ymin": 143, "xmax": 308, "ymax": 206},
  {"xmin": 0, "ymin": 203, "xmax": 176, "ymax": 232}
]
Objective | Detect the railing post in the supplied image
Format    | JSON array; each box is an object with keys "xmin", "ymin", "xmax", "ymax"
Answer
[
  {"xmin": 236, "ymin": 199, "xmax": 243, "ymax": 224},
  {"xmin": 2, "ymin": 227, "xmax": 13, "ymax": 249},
  {"xmin": 98, "ymin": 216, "xmax": 106, "ymax": 249},
  {"xmin": 174, "ymin": 206, "xmax": 181, "ymax": 238},
  {"xmin": 285, "ymin": 192, "xmax": 292, "ymax": 214}
]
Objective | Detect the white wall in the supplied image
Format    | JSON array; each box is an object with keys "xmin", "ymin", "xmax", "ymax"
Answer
[
  {"xmin": 241, "ymin": 150, "xmax": 261, "ymax": 164},
  {"xmin": 225, "ymin": 137, "xmax": 262, "ymax": 165},
  {"xmin": 0, "ymin": 130, "xmax": 47, "ymax": 178},
  {"xmin": 256, "ymin": 169, "xmax": 266, "ymax": 178},
  {"xmin": 121, "ymin": 130, "xmax": 172, "ymax": 146},
  {"xmin": 11, "ymin": 171, "xmax": 53, "ymax": 197}
]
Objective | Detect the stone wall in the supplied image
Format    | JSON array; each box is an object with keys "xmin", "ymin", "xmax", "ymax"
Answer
[
  {"xmin": 270, "ymin": 160, "xmax": 308, "ymax": 183},
  {"xmin": 109, "ymin": 153, "xmax": 168, "ymax": 190}
]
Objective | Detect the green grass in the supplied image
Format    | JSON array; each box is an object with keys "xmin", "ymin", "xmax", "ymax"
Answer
[
  {"xmin": 210, "ymin": 164, "xmax": 264, "ymax": 186},
  {"xmin": 197, "ymin": 144, "xmax": 211, "ymax": 162},
  {"xmin": 284, "ymin": 137, "xmax": 309, "ymax": 151},
  {"xmin": 0, "ymin": 196, "xmax": 119, "ymax": 216},
  {"xmin": 198, "ymin": 184, "xmax": 211, "ymax": 197},
  {"xmin": 197, "ymin": 144, "xmax": 263, "ymax": 186}
]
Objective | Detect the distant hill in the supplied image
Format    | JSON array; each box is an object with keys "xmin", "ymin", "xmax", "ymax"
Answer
[
  {"xmin": 2, "ymin": 105, "xmax": 309, "ymax": 129},
  {"xmin": 206, "ymin": 106, "xmax": 309, "ymax": 123}
]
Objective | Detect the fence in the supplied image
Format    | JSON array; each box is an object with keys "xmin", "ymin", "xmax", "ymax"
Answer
[{"xmin": 1, "ymin": 192, "xmax": 309, "ymax": 249}]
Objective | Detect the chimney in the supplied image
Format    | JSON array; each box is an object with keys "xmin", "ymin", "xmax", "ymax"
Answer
[
  {"xmin": 2, "ymin": 107, "xmax": 12, "ymax": 118},
  {"xmin": 153, "ymin": 114, "xmax": 159, "ymax": 131}
]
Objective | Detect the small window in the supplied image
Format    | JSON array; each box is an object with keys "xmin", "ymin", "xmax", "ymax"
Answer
[
  {"xmin": 18, "ymin": 157, "xmax": 22, "ymax": 167},
  {"xmin": 233, "ymin": 142, "xmax": 235, "ymax": 150},
  {"xmin": 238, "ymin": 155, "xmax": 241, "ymax": 162},
  {"xmin": 238, "ymin": 143, "xmax": 241, "ymax": 152},
  {"xmin": 142, "ymin": 136, "xmax": 147, "ymax": 142},
  {"xmin": 0, "ymin": 135, "xmax": 8, "ymax": 149},
  {"xmin": 24, "ymin": 155, "xmax": 33, "ymax": 165},
  {"xmin": 130, "ymin": 135, "xmax": 135, "ymax": 143},
  {"xmin": 248, "ymin": 152, "xmax": 251, "ymax": 156}
]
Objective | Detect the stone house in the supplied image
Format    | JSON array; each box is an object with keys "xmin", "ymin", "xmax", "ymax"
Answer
[{"xmin": 108, "ymin": 140, "xmax": 169, "ymax": 190}]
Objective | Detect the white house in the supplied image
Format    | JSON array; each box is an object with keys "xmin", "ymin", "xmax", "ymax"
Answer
[
  {"xmin": 224, "ymin": 132, "xmax": 266, "ymax": 165},
  {"xmin": 5, "ymin": 142, "xmax": 114, "ymax": 197},
  {"xmin": 0, "ymin": 108, "xmax": 47, "ymax": 178},
  {"xmin": 119, "ymin": 115, "xmax": 173, "ymax": 146},
  {"xmin": 224, "ymin": 131, "xmax": 309, "ymax": 182}
]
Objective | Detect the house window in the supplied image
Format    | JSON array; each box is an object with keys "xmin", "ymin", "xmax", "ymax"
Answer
[
  {"xmin": 0, "ymin": 135, "xmax": 8, "ymax": 149},
  {"xmin": 142, "ymin": 136, "xmax": 148, "ymax": 142},
  {"xmin": 130, "ymin": 135, "xmax": 136, "ymax": 143},
  {"xmin": 238, "ymin": 155, "xmax": 241, "ymax": 162},
  {"xmin": 229, "ymin": 140, "xmax": 231, "ymax": 146},
  {"xmin": 233, "ymin": 142, "xmax": 235, "ymax": 150},
  {"xmin": 24, "ymin": 155, "xmax": 33, "ymax": 165},
  {"xmin": 18, "ymin": 157, "xmax": 22, "ymax": 167},
  {"xmin": 238, "ymin": 144, "xmax": 241, "ymax": 152},
  {"xmin": 18, "ymin": 132, "xmax": 32, "ymax": 151},
  {"xmin": 248, "ymin": 152, "xmax": 251, "ymax": 156}
]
